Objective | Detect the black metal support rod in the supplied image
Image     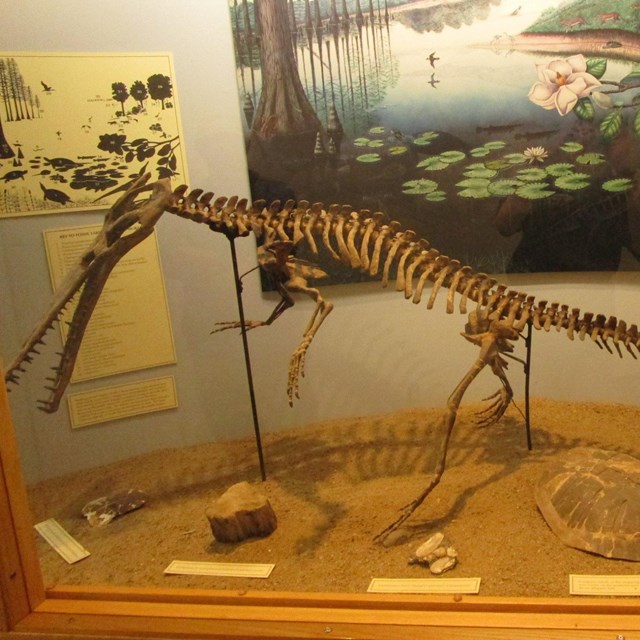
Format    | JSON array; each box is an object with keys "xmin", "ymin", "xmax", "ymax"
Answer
[
  {"xmin": 227, "ymin": 235, "xmax": 267, "ymax": 481},
  {"xmin": 524, "ymin": 318, "xmax": 533, "ymax": 451}
]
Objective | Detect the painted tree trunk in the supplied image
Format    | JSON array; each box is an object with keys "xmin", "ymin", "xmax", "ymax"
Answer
[{"xmin": 248, "ymin": 0, "xmax": 321, "ymax": 181}]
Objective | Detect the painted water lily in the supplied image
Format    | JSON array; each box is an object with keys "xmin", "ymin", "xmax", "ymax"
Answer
[
  {"xmin": 528, "ymin": 55, "xmax": 601, "ymax": 116},
  {"xmin": 523, "ymin": 146, "xmax": 548, "ymax": 163}
]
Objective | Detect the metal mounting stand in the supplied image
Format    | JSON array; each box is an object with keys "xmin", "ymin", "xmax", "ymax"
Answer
[
  {"xmin": 523, "ymin": 318, "xmax": 533, "ymax": 451},
  {"xmin": 225, "ymin": 233, "xmax": 267, "ymax": 481}
]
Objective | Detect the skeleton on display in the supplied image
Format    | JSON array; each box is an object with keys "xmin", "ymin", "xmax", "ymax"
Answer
[{"xmin": 4, "ymin": 174, "xmax": 640, "ymax": 540}]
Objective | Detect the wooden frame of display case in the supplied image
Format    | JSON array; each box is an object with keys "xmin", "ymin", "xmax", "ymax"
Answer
[{"xmin": 2, "ymin": 376, "xmax": 640, "ymax": 639}]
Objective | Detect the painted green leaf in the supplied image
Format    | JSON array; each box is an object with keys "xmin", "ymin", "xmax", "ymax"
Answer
[
  {"xmin": 488, "ymin": 179, "xmax": 522, "ymax": 196},
  {"xmin": 470, "ymin": 146, "xmax": 491, "ymax": 157},
  {"xmin": 354, "ymin": 137, "xmax": 370, "ymax": 146},
  {"xmin": 425, "ymin": 190, "xmax": 447, "ymax": 202},
  {"xmin": 388, "ymin": 145, "xmax": 408, "ymax": 155},
  {"xmin": 502, "ymin": 153, "xmax": 527, "ymax": 164},
  {"xmin": 602, "ymin": 178, "xmax": 633, "ymax": 193},
  {"xmin": 369, "ymin": 126, "xmax": 386, "ymax": 134},
  {"xmin": 402, "ymin": 178, "xmax": 438, "ymax": 194},
  {"xmin": 464, "ymin": 166, "xmax": 498, "ymax": 179},
  {"xmin": 574, "ymin": 97, "xmax": 595, "ymax": 121},
  {"xmin": 600, "ymin": 110, "xmax": 623, "ymax": 142},
  {"xmin": 483, "ymin": 140, "xmax": 507, "ymax": 150},
  {"xmin": 517, "ymin": 167, "xmax": 547, "ymax": 182},
  {"xmin": 546, "ymin": 163, "xmax": 575, "ymax": 177},
  {"xmin": 555, "ymin": 172, "xmax": 590, "ymax": 190},
  {"xmin": 356, "ymin": 153, "xmax": 381, "ymax": 163},
  {"xmin": 368, "ymin": 139, "xmax": 385, "ymax": 148},
  {"xmin": 439, "ymin": 150, "xmax": 466, "ymax": 163},
  {"xmin": 560, "ymin": 141, "xmax": 584, "ymax": 153},
  {"xmin": 576, "ymin": 152, "xmax": 606, "ymax": 165},
  {"xmin": 633, "ymin": 109, "xmax": 640, "ymax": 137},
  {"xmin": 417, "ymin": 156, "xmax": 449, "ymax": 170},
  {"xmin": 516, "ymin": 182, "xmax": 554, "ymax": 199},
  {"xmin": 586, "ymin": 58, "xmax": 607, "ymax": 79}
]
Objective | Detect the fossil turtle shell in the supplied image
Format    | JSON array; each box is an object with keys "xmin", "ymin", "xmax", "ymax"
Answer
[{"xmin": 535, "ymin": 447, "xmax": 640, "ymax": 561}]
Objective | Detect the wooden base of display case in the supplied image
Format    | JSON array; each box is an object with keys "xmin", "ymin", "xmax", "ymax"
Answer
[{"xmin": 2, "ymin": 374, "xmax": 640, "ymax": 639}]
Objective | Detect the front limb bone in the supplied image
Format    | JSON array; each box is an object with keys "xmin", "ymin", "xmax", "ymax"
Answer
[
  {"xmin": 211, "ymin": 294, "xmax": 294, "ymax": 335},
  {"xmin": 285, "ymin": 276, "xmax": 333, "ymax": 405},
  {"xmin": 212, "ymin": 242, "xmax": 296, "ymax": 334},
  {"xmin": 214, "ymin": 239, "xmax": 332, "ymax": 405}
]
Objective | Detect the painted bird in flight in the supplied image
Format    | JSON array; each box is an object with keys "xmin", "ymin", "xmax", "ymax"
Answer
[{"xmin": 427, "ymin": 52, "xmax": 439, "ymax": 68}]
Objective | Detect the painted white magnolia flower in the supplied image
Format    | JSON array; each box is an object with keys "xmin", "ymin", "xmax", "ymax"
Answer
[
  {"xmin": 523, "ymin": 146, "xmax": 548, "ymax": 163},
  {"xmin": 528, "ymin": 54, "xmax": 601, "ymax": 116}
]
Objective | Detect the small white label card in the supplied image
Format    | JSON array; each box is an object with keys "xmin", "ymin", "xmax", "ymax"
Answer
[
  {"xmin": 570, "ymin": 574, "xmax": 640, "ymax": 596},
  {"xmin": 368, "ymin": 577, "xmax": 481, "ymax": 594},
  {"xmin": 34, "ymin": 518, "xmax": 90, "ymax": 564},
  {"xmin": 164, "ymin": 560, "xmax": 274, "ymax": 578}
]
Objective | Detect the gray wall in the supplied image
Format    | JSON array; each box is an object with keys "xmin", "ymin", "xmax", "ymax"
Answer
[{"xmin": 2, "ymin": 1, "xmax": 640, "ymax": 484}]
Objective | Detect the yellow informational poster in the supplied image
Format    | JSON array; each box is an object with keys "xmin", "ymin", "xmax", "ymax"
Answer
[
  {"xmin": 0, "ymin": 52, "xmax": 187, "ymax": 217},
  {"xmin": 67, "ymin": 376, "xmax": 177, "ymax": 429},
  {"xmin": 43, "ymin": 223, "xmax": 176, "ymax": 382}
]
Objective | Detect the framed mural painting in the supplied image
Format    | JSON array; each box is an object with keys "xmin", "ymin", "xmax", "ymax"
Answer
[{"xmin": 230, "ymin": 0, "xmax": 640, "ymax": 284}]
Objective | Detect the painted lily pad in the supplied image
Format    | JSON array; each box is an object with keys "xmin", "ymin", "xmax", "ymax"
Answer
[
  {"xmin": 488, "ymin": 179, "xmax": 522, "ymax": 196},
  {"xmin": 354, "ymin": 137, "xmax": 371, "ymax": 147},
  {"xmin": 425, "ymin": 190, "xmax": 447, "ymax": 202},
  {"xmin": 516, "ymin": 182, "xmax": 554, "ymax": 199},
  {"xmin": 464, "ymin": 166, "xmax": 498, "ymax": 179},
  {"xmin": 402, "ymin": 178, "xmax": 438, "ymax": 195},
  {"xmin": 602, "ymin": 178, "xmax": 633, "ymax": 193},
  {"xmin": 459, "ymin": 187, "xmax": 491, "ymax": 199},
  {"xmin": 388, "ymin": 145, "xmax": 409, "ymax": 155},
  {"xmin": 485, "ymin": 159, "xmax": 512, "ymax": 171},
  {"xmin": 368, "ymin": 139, "xmax": 385, "ymax": 148},
  {"xmin": 555, "ymin": 172, "xmax": 590, "ymax": 190},
  {"xmin": 560, "ymin": 141, "xmax": 584, "ymax": 153},
  {"xmin": 439, "ymin": 150, "xmax": 466, "ymax": 164},
  {"xmin": 456, "ymin": 177, "xmax": 490, "ymax": 189},
  {"xmin": 356, "ymin": 153, "xmax": 382, "ymax": 163},
  {"xmin": 414, "ymin": 131, "xmax": 439, "ymax": 146},
  {"xmin": 576, "ymin": 152, "xmax": 606, "ymax": 165},
  {"xmin": 469, "ymin": 146, "xmax": 491, "ymax": 157},
  {"xmin": 418, "ymin": 156, "xmax": 449, "ymax": 171},
  {"xmin": 546, "ymin": 163, "xmax": 575, "ymax": 177},
  {"xmin": 369, "ymin": 126, "xmax": 386, "ymax": 134},
  {"xmin": 502, "ymin": 153, "xmax": 527, "ymax": 165},
  {"xmin": 483, "ymin": 140, "xmax": 507, "ymax": 150},
  {"xmin": 517, "ymin": 167, "xmax": 548, "ymax": 182},
  {"xmin": 457, "ymin": 177, "xmax": 491, "ymax": 198}
]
